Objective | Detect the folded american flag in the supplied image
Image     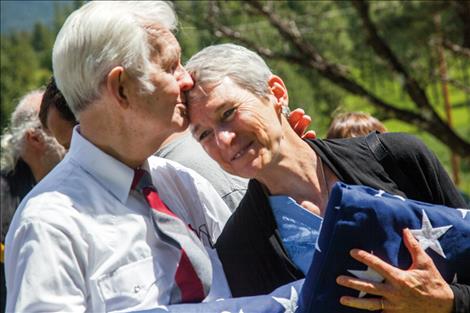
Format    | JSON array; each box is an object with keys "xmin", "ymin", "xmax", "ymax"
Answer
[
  {"xmin": 135, "ymin": 183, "xmax": 469, "ymax": 313},
  {"xmin": 298, "ymin": 183, "xmax": 470, "ymax": 313}
]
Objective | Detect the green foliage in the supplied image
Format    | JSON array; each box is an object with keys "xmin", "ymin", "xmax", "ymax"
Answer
[
  {"xmin": 1, "ymin": 31, "xmax": 43, "ymax": 131},
  {"xmin": 0, "ymin": 2, "xmax": 76, "ymax": 133}
]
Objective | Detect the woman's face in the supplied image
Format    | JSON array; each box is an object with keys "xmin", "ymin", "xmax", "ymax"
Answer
[{"xmin": 188, "ymin": 77, "xmax": 284, "ymax": 178}]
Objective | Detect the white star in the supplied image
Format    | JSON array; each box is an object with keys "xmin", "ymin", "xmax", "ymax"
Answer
[
  {"xmin": 315, "ymin": 240, "xmax": 322, "ymax": 253},
  {"xmin": 410, "ymin": 210, "xmax": 452, "ymax": 259},
  {"xmin": 348, "ymin": 266, "xmax": 384, "ymax": 297},
  {"xmin": 457, "ymin": 209, "xmax": 469, "ymax": 219},
  {"xmin": 374, "ymin": 190, "xmax": 386, "ymax": 197},
  {"xmin": 273, "ymin": 286, "xmax": 298, "ymax": 313},
  {"xmin": 392, "ymin": 194, "xmax": 406, "ymax": 201}
]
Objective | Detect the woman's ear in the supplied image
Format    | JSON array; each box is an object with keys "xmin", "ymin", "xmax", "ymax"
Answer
[
  {"xmin": 107, "ymin": 66, "xmax": 128, "ymax": 108},
  {"xmin": 268, "ymin": 75, "xmax": 289, "ymax": 114},
  {"xmin": 25, "ymin": 129, "xmax": 45, "ymax": 150}
]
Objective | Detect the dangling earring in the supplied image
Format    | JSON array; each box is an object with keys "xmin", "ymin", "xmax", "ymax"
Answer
[{"xmin": 281, "ymin": 106, "xmax": 290, "ymax": 118}]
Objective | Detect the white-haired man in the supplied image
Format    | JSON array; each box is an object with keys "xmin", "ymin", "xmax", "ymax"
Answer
[
  {"xmin": 5, "ymin": 2, "xmax": 231, "ymax": 312},
  {"xmin": 1, "ymin": 89, "xmax": 65, "ymax": 310}
]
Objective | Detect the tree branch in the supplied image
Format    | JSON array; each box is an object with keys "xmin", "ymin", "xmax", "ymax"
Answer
[{"xmin": 443, "ymin": 39, "xmax": 470, "ymax": 59}]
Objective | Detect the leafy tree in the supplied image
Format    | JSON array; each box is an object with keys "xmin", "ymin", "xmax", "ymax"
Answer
[{"xmin": 174, "ymin": 0, "xmax": 469, "ymax": 191}]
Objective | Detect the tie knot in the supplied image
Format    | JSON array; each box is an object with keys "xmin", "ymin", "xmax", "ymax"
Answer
[{"xmin": 131, "ymin": 168, "xmax": 153, "ymax": 192}]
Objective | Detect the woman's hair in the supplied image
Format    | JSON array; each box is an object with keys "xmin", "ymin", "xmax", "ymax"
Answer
[
  {"xmin": 52, "ymin": 1, "xmax": 177, "ymax": 116},
  {"xmin": 326, "ymin": 112, "xmax": 387, "ymax": 139},
  {"xmin": 185, "ymin": 43, "xmax": 273, "ymax": 99},
  {"xmin": 1, "ymin": 90, "xmax": 44, "ymax": 172}
]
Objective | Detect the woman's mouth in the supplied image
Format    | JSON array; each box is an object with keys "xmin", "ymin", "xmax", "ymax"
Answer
[{"xmin": 232, "ymin": 141, "xmax": 254, "ymax": 161}]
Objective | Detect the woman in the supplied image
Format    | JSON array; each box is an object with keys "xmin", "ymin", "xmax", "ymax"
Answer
[{"xmin": 185, "ymin": 44, "xmax": 468, "ymax": 313}]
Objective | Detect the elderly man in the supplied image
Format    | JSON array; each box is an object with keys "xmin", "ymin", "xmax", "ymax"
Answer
[
  {"xmin": 5, "ymin": 2, "xmax": 232, "ymax": 312},
  {"xmin": 1, "ymin": 89, "xmax": 65, "ymax": 310}
]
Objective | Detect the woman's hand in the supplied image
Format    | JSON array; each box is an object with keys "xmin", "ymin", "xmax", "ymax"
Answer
[{"xmin": 336, "ymin": 228, "xmax": 454, "ymax": 313}]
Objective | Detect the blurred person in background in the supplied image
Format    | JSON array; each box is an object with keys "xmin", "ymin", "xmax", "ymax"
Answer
[
  {"xmin": 326, "ymin": 111, "xmax": 387, "ymax": 139},
  {"xmin": 39, "ymin": 77, "xmax": 78, "ymax": 150},
  {"xmin": 0, "ymin": 89, "xmax": 65, "ymax": 311}
]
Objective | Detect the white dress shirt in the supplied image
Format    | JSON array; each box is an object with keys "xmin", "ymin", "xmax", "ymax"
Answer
[{"xmin": 5, "ymin": 127, "xmax": 232, "ymax": 313}]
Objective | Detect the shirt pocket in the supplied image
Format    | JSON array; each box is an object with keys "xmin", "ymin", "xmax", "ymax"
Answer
[{"xmin": 97, "ymin": 256, "xmax": 159, "ymax": 312}]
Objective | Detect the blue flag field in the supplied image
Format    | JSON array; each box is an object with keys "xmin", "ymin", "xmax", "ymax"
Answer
[{"xmin": 134, "ymin": 183, "xmax": 470, "ymax": 313}]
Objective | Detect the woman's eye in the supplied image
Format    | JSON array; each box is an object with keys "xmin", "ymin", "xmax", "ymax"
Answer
[
  {"xmin": 222, "ymin": 108, "xmax": 236, "ymax": 121},
  {"xmin": 199, "ymin": 130, "xmax": 212, "ymax": 142}
]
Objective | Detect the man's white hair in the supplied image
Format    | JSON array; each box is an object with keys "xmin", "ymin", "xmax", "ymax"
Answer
[
  {"xmin": 185, "ymin": 43, "xmax": 273, "ymax": 99},
  {"xmin": 52, "ymin": 1, "xmax": 177, "ymax": 116},
  {"xmin": 1, "ymin": 90, "xmax": 44, "ymax": 172}
]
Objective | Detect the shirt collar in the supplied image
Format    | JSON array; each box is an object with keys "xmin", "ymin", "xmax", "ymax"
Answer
[{"xmin": 67, "ymin": 126, "xmax": 138, "ymax": 203}]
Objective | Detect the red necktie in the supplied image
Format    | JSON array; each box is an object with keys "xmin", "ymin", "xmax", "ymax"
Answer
[{"xmin": 132, "ymin": 168, "xmax": 212, "ymax": 303}]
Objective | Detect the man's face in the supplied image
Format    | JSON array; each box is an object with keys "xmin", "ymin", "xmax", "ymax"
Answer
[
  {"xmin": 124, "ymin": 27, "xmax": 194, "ymax": 147},
  {"xmin": 46, "ymin": 105, "xmax": 74, "ymax": 150},
  {"xmin": 41, "ymin": 130, "xmax": 66, "ymax": 172},
  {"xmin": 188, "ymin": 78, "xmax": 284, "ymax": 178}
]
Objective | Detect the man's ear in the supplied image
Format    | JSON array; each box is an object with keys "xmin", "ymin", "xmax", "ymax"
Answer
[
  {"xmin": 268, "ymin": 75, "xmax": 289, "ymax": 111},
  {"xmin": 107, "ymin": 66, "xmax": 129, "ymax": 108}
]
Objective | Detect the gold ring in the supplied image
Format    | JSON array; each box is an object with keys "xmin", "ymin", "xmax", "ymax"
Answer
[{"xmin": 380, "ymin": 298, "xmax": 385, "ymax": 310}]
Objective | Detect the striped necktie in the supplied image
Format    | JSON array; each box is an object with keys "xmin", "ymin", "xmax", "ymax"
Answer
[{"xmin": 132, "ymin": 168, "xmax": 212, "ymax": 303}]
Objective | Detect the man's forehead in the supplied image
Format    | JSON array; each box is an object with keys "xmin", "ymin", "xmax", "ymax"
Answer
[{"xmin": 145, "ymin": 25, "xmax": 181, "ymax": 63}]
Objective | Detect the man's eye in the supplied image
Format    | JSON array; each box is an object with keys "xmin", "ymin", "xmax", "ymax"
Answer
[
  {"xmin": 199, "ymin": 130, "xmax": 212, "ymax": 141},
  {"xmin": 222, "ymin": 108, "xmax": 236, "ymax": 121}
]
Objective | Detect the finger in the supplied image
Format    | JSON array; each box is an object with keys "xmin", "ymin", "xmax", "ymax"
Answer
[
  {"xmin": 293, "ymin": 116, "xmax": 311, "ymax": 135},
  {"xmin": 403, "ymin": 228, "xmax": 432, "ymax": 270},
  {"xmin": 350, "ymin": 249, "xmax": 401, "ymax": 282},
  {"xmin": 340, "ymin": 296, "xmax": 384, "ymax": 311},
  {"xmin": 288, "ymin": 108, "xmax": 305, "ymax": 124},
  {"xmin": 302, "ymin": 130, "xmax": 317, "ymax": 140},
  {"xmin": 336, "ymin": 275, "xmax": 386, "ymax": 296}
]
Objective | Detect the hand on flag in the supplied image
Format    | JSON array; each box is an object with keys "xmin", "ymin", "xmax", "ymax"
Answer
[{"xmin": 337, "ymin": 228, "xmax": 454, "ymax": 313}]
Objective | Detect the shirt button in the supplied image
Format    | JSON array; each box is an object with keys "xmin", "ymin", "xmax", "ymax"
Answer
[{"xmin": 134, "ymin": 285, "xmax": 141, "ymax": 293}]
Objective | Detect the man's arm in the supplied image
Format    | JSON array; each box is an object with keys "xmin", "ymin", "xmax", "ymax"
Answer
[{"xmin": 6, "ymin": 221, "xmax": 86, "ymax": 312}]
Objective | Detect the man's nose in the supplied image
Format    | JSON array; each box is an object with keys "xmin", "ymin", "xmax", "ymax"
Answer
[{"xmin": 177, "ymin": 66, "xmax": 194, "ymax": 91}]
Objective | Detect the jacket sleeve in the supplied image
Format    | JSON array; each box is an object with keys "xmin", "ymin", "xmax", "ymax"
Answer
[
  {"xmin": 450, "ymin": 283, "xmax": 470, "ymax": 313},
  {"xmin": 380, "ymin": 132, "xmax": 467, "ymax": 209}
]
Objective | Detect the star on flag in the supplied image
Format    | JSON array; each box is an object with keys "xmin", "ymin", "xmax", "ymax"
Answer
[
  {"xmin": 410, "ymin": 210, "xmax": 452, "ymax": 259},
  {"xmin": 273, "ymin": 286, "xmax": 298, "ymax": 313}
]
